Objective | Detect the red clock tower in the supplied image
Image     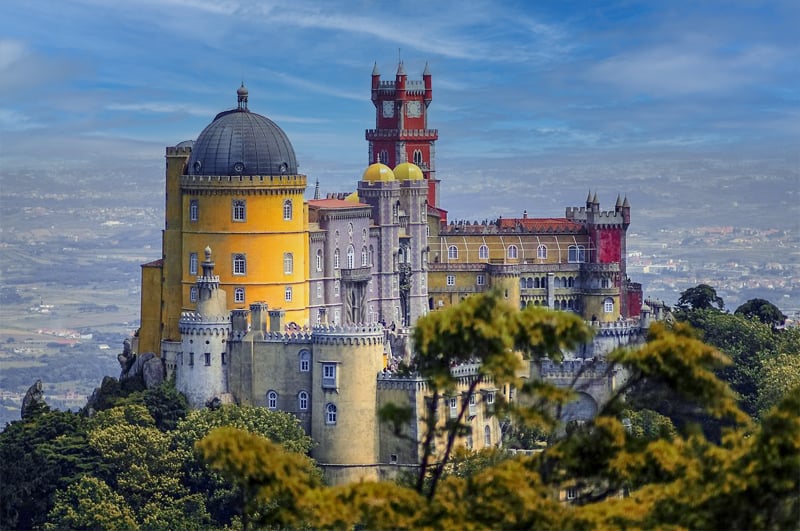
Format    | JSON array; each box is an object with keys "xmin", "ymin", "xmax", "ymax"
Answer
[{"xmin": 367, "ymin": 61, "xmax": 442, "ymax": 211}]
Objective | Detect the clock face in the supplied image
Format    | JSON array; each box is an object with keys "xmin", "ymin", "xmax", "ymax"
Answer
[
  {"xmin": 406, "ymin": 101, "xmax": 422, "ymax": 118},
  {"xmin": 382, "ymin": 101, "xmax": 394, "ymax": 118}
]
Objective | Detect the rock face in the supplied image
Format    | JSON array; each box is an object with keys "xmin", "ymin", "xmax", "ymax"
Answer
[
  {"xmin": 21, "ymin": 380, "xmax": 46, "ymax": 419},
  {"xmin": 118, "ymin": 339, "xmax": 165, "ymax": 390},
  {"xmin": 121, "ymin": 351, "xmax": 164, "ymax": 389}
]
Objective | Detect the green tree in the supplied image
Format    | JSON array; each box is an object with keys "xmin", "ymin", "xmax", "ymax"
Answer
[
  {"xmin": 676, "ymin": 283, "xmax": 724, "ymax": 312},
  {"xmin": 196, "ymin": 427, "xmax": 320, "ymax": 530},
  {"xmin": 0, "ymin": 410, "xmax": 99, "ymax": 530},
  {"xmin": 735, "ymin": 297, "xmax": 787, "ymax": 327},
  {"xmin": 44, "ymin": 475, "xmax": 138, "ymax": 531},
  {"xmin": 87, "ymin": 405, "xmax": 210, "ymax": 529},
  {"xmin": 173, "ymin": 405, "xmax": 314, "ymax": 527},
  {"xmin": 385, "ymin": 290, "xmax": 591, "ymax": 499}
]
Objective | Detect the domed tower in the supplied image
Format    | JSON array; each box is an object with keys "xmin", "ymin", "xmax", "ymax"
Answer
[
  {"xmin": 176, "ymin": 247, "xmax": 231, "ymax": 408},
  {"xmin": 358, "ymin": 163, "xmax": 402, "ymax": 324},
  {"xmin": 393, "ymin": 162, "xmax": 429, "ymax": 325},
  {"xmin": 143, "ymin": 85, "xmax": 309, "ymax": 356}
]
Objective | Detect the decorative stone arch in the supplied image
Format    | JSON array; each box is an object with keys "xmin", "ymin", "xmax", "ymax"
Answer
[{"xmin": 561, "ymin": 392, "xmax": 598, "ymax": 424}]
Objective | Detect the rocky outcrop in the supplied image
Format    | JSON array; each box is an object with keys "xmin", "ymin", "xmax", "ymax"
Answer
[
  {"xmin": 21, "ymin": 380, "xmax": 47, "ymax": 419},
  {"xmin": 121, "ymin": 352, "xmax": 165, "ymax": 389}
]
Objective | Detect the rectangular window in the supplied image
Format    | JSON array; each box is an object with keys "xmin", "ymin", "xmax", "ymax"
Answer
[
  {"xmin": 204, "ymin": 353, "xmax": 211, "ymax": 366},
  {"xmin": 189, "ymin": 352, "xmax": 194, "ymax": 366},
  {"xmin": 232, "ymin": 199, "xmax": 246, "ymax": 222},
  {"xmin": 190, "ymin": 287, "xmax": 198, "ymax": 302},
  {"xmin": 189, "ymin": 199, "xmax": 199, "ymax": 222},
  {"xmin": 233, "ymin": 254, "xmax": 246, "ymax": 275},
  {"xmin": 476, "ymin": 274, "xmax": 485, "ymax": 286},
  {"xmin": 322, "ymin": 363, "xmax": 337, "ymax": 389},
  {"xmin": 221, "ymin": 353, "xmax": 226, "ymax": 365},
  {"xmin": 189, "ymin": 253, "xmax": 198, "ymax": 275},
  {"xmin": 316, "ymin": 283, "xmax": 322, "ymax": 298},
  {"xmin": 446, "ymin": 275, "xmax": 455, "ymax": 286},
  {"xmin": 468, "ymin": 393, "xmax": 477, "ymax": 417},
  {"xmin": 448, "ymin": 397, "xmax": 458, "ymax": 419},
  {"xmin": 334, "ymin": 280, "xmax": 340, "ymax": 296}
]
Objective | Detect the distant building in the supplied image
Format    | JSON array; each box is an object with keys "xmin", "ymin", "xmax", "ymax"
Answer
[{"xmin": 135, "ymin": 63, "xmax": 646, "ymax": 484}]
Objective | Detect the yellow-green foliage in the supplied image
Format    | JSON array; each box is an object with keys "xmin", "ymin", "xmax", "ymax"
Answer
[{"xmin": 191, "ymin": 294, "xmax": 799, "ymax": 530}]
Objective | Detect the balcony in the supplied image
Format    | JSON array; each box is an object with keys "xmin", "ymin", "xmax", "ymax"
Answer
[{"xmin": 340, "ymin": 266, "xmax": 372, "ymax": 283}]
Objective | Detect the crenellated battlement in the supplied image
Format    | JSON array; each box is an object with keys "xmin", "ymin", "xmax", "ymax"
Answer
[
  {"xmin": 565, "ymin": 207, "xmax": 625, "ymax": 224},
  {"xmin": 166, "ymin": 146, "xmax": 192, "ymax": 156},
  {"xmin": 254, "ymin": 331, "xmax": 314, "ymax": 344},
  {"xmin": 587, "ymin": 318, "xmax": 642, "ymax": 337},
  {"xmin": 180, "ymin": 174, "xmax": 307, "ymax": 191},
  {"xmin": 312, "ymin": 323, "xmax": 385, "ymax": 346},
  {"xmin": 539, "ymin": 358, "xmax": 610, "ymax": 378},
  {"xmin": 179, "ymin": 311, "xmax": 230, "ymax": 325}
]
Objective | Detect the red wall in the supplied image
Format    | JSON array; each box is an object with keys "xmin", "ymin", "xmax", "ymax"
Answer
[{"xmin": 598, "ymin": 229, "xmax": 622, "ymax": 263}]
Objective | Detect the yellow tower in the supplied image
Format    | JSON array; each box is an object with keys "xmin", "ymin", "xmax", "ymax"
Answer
[{"xmin": 140, "ymin": 85, "xmax": 310, "ymax": 355}]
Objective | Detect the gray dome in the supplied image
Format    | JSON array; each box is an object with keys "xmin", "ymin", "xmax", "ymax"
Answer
[{"xmin": 187, "ymin": 89, "xmax": 297, "ymax": 176}]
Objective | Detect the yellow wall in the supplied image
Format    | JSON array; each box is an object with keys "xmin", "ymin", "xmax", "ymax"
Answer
[
  {"xmin": 137, "ymin": 263, "xmax": 163, "ymax": 355},
  {"xmin": 180, "ymin": 176, "xmax": 309, "ymax": 326}
]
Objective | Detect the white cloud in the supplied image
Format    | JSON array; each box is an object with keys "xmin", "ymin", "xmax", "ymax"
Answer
[
  {"xmin": 106, "ymin": 102, "xmax": 215, "ymax": 116},
  {"xmin": 589, "ymin": 38, "xmax": 787, "ymax": 96},
  {"xmin": 0, "ymin": 39, "xmax": 26, "ymax": 72}
]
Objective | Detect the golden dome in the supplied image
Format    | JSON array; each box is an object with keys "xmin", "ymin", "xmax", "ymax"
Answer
[
  {"xmin": 394, "ymin": 162, "xmax": 424, "ymax": 181},
  {"xmin": 362, "ymin": 163, "xmax": 395, "ymax": 182},
  {"xmin": 345, "ymin": 191, "xmax": 360, "ymax": 203}
]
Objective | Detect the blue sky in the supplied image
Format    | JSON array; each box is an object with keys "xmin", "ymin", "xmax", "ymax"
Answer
[{"xmin": 1, "ymin": 0, "xmax": 798, "ymax": 220}]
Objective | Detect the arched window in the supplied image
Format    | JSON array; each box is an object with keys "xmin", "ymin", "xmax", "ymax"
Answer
[
  {"xmin": 190, "ymin": 287, "xmax": 198, "ymax": 302},
  {"xmin": 447, "ymin": 245, "xmax": 458, "ymax": 260},
  {"xmin": 283, "ymin": 252, "xmax": 293, "ymax": 274},
  {"xmin": 507, "ymin": 245, "xmax": 518, "ymax": 259},
  {"xmin": 392, "ymin": 202, "xmax": 399, "ymax": 223},
  {"xmin": 298, "ymin": 391, "xmax": 309, "ymax": 411},
  {"xmin": 267, "ymin": 391, "xmax": 278, "ymax": 409},
  {"xmin": 413, "ymin": 149, "xmax": 423, "ymax": 166},
  {"xmin": 478, "ymin": 245, "xmax": 489, "ymax": 260},
  {"xmin": 361, "ymin": 246, "xmax": 368, "ymax": 266},
  {"xmin": 527, "ymin": 278, "xmax": 534, "ymax": 289},
  {"xmin": 283, "ymin": 199, "xmax": 292, "ymax": 221},
  {"xmin": 326, "ymin": 403, "xmax": 337, "ymax": 425},
  {"xmin": 555, "ymin": 277, "xmax": 562, "ymax": 288},
  {"xmin": 484, "ymin": 425, "xmax": 491, "ymax": 446},
  {"xmin": 299, "ymin": 350, "xmax": 310, "ymax": 372},
  {"xmin": 537, "ymin": 244, "xmax": 547, "ymax": 259},
  {"xmin": 568, "ymin": 245, "xmax": 586, "ymax": 263},
  {"xmin": 189, "ymin": 252, "xmax": 198, "ymax": 275},
  {"xmin": 232, "ymin": 254, "xmax": 246, "ymax": 275},
  {"xmin": 334, "ymin": 248, "xmax": 340, "ymax": 269},
  {"xmin": 234, "ymin": 287, "xmax": 245, "ymax": 303},
  {"xmin": 316, "ymin": 249, "xmax": 323, "ymax": 272},
  {"xmin": 346, "ymin": 245, "xmax": 355, "ymax": 269},
  {"xmin": 285, "ymin": 286, "xmax": 293, "ymax": 302},
  {"xmin": 604, "ymin": 297, "xmax": 614, "ymax": 313},
  {"xmin": 534, "ymin": 277, "xmax": 540, "ymax": 289},
  {"xmin": 189, "ymin": 200, "xmax": 199, "ymax": 222}
]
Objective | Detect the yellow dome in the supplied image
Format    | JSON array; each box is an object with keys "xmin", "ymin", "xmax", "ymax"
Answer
[
  {"xmin": 345, "ymin": 191, "xmax": 359, "ymax": 203},
  {"xmin": 394, "ymin": 162, "xmax": 424, "ymax": 181},
  {"xmin": 362, "ymin": 163, "xmax": 395, "ymax": 182}
]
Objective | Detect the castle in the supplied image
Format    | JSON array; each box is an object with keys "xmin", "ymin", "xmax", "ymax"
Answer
[{"xmin": 135, "ymin": 62, "xmax": 650, "ymax": 483}]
